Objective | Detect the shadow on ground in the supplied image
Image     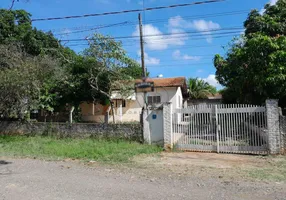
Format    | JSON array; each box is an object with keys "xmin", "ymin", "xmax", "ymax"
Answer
[{"xmin": 0, "ymin": 160, "xmax": 12, "ymax": 165}]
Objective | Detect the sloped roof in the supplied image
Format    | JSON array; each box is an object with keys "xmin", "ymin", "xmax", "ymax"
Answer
[
  {"xmin": 207, "ymin": 93, "xmax": 222, "ymax": 99},
  {"xmin": 135, "ymin": 77, "xmax": 188, "ymax": 96},
  {"xmin": 135, "ymin": 77, "xmax": 186, "ymax": 88}
]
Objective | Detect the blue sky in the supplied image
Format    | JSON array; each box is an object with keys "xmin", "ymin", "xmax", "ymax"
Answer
[{"xmin": 0, "ymin": 0, "xmax": 275, "ymax": 88}]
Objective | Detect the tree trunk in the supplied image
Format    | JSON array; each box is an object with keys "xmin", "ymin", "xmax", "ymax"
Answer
[{"xmin": 69, "ymin": 106, "xmax": 75, "ymax": 124}]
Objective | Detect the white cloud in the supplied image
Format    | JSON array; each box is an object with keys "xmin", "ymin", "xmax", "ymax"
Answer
[
  {"xmin": 270, "ymin": 0, "xmax": 278, "ymax": 5},
  {"xmin": 137, "ymin": 51, "xmax": 160, "ymax": 65},
  {"xmin": 172, "ymin": 50, "xmax": 201, "ymax": 61},
  {"xmin": 191, "ymin": 20, "xmax": 220, "ymax": 43},
  {"xmin": 260, "ymin": 0, "xmax": 278, "ymax": 14},
  {"xmin": 168, "ymin": 16, "xmax": 220, "ymax": 43},
  {"xmin": 203, "ymin": 74, "xmax": 220, "ymax": 87},
  {"xmin": 132, "ymin": 24, "xmax": 187, "ymax": 50}
]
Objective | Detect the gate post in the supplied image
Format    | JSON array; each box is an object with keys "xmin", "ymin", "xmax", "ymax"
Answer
[
  {"xmin": 163, "ymin": 103, "xmax": 172, "ymax": 150},
  {"xmin": 142, "ymin": 109, "xmax": 151, "ymax": 144},
  {"xmin": 214, "ymin": 105, "xmax": 220, "ymax": 153},
  {"xmin": 266, "ymin": 99, "xmax": 281, "ymax": 154}
]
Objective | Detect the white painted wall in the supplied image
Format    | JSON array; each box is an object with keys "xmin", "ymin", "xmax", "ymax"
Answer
[
  {"xmin": 80, "ymin": 87, "xmax": 184, "ymax": 123},
  {"xmin": 137, "ymin": 87, "xmax": 182, "ymax": 109},
  {"xmin": 147, "ymin": 109, "xmax": 164, "ymax": 145}
]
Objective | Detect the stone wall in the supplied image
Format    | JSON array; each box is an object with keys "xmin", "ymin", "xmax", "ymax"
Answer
[{"xmin": 0, "ymin": 121, "xmax": 143, "ymax": 142}]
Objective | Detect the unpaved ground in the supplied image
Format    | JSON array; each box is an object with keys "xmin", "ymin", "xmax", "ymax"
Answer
[
  {"xmin": 134, "ymin": 152, "xmax": 286, "ymax": 181},
  {"xmin": 1, "ymin": 153, "xmax": 286, "ymax": 200}
]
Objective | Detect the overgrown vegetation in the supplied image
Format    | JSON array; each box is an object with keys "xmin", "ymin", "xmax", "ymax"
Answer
[
  {"xmin": 0, "ymin": 9, "xmax": 142, "ymax": 122},
  {"xmin": 0, "ymin": 135, "xmax": 162, "ymax": 163},
  {"xmin": 214, "ymin": 0, "xmax": 286, "ymax": 106}
]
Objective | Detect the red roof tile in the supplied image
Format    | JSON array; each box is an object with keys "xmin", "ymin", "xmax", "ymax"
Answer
[{"xmin": 135, "ymin": 77, "xmax": 186, "ymax": 88}]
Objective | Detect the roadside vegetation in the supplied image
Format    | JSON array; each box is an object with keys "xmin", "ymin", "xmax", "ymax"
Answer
[{"xmin": 0, "ymin": 135, "xmax": 162, "ymax": 163}]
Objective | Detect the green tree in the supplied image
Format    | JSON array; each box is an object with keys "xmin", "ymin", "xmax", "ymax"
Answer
[
  {"xmin": 0, "ymin": 9, "xmax": 76, "ymax": 63},
  {"xmin": 188, "ymin": 78, "xmax": 216, "ymax": 99},
  {"xmin": 214, "ymin": 0, "xmax": 286, "ymax": 105},
  {"xmin": 0, "ymin": 44, "xmax": 65, "ymax": 119},
  {"xmin": 0, "ymin": 9, "xmax": 142, "ymax": 122},
  {"xmin": 84, "ymin": 34, "xmax": 141, "ymax": 122}
]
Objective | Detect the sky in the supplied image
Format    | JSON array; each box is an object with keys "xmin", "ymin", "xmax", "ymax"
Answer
[{"xmin": 0, "ymin": 0, "xmax": 277, "ymax": 88}]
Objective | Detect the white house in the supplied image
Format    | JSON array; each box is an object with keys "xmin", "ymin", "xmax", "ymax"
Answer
[{"xmin": 80, "ymin": 77, "xmax": 188, "ymax": 123}]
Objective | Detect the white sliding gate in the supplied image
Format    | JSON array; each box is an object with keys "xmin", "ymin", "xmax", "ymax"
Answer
[{"xmin": 172, "ymin": 104, "xmax": 268, "ymax": 154}]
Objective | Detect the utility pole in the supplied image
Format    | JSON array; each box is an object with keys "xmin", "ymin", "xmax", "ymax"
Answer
[
  {"xmin": 138, "ymin": 13, "xmax": 146, "ymax": 78},
  {"xmin": 138, "ymin": 13, "xmax": 148, "ymax": 110}
]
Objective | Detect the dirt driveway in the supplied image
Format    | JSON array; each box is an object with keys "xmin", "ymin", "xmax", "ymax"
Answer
[{"xmin": 1, "ymin": 153, "xmax": 286, "ymax": 200}]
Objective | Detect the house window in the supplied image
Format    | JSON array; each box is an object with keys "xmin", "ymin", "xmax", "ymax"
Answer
[
  {"xmin": 114, "ymin": 100, "xmax": 126, "ymax": 108},
  {"xmin": 147, "ymin": 96, "xmax": 161, "ymax": 104},
  {"xmin": 122, "ymin": 100, "xmax": 126, "ymax": 107}
]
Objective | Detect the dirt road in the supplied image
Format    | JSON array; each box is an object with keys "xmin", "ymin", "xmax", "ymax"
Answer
[{"xmin": 1, "ymin": 155, "xmax": 286, "ymax": 200}]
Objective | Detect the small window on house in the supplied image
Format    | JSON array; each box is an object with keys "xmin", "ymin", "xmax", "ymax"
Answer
[
  {"xmin": 122, "ymin": 100, "xmax": 126, "ymax": 107},
  {"xmin": 113, "ymin": 100, "xmax": 126, "ymax": 108},
  {"xmin": 147, "ymin": 96, "xmax": 161, "ymax": 104}
]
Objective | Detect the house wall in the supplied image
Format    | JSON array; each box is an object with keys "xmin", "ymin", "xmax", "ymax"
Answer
[
  {"xmin": 137, "ymin": 87, "xmax": 182, "ymax": 109},
  {"xmin": 80, "ymin": 87, "xmax": 183, "ymax": 123},
  {"xmin": 187, "ymin": 99, "xmax": 222, "ymax": 106},
  {"xmin": 80, "ymin": 102, "xmax": 108, "ymax": 123}
]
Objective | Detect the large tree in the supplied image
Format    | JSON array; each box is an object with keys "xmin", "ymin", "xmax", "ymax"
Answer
[
  {"xmin": 214, "ymin": 0, "xmax": 286, "ymax": 105},
  {"xmin": 0, "ymin": 9, "xmax": 142, "ymax": 122},
  {"xmin": 0, "ymin": 44, "xmax": 65, "ymax": 119},
  {"xmin": 0, "ymin": 9, "xmax": 76, "ymax": 62},
  {"xmin": 84, "ymin": 34, "xmax": 142, "ymax": 122}
]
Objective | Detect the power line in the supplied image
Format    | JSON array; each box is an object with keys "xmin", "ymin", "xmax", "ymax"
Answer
[
  {"xmin": 147, "ymin": 62, "xmax": 213, "ymax": 67},
  {"xmin": 31, "ymin": 0, "xmax": 225, "ymax": 22},
  {"xmin": 59, "ymin": 27, "xmax": 243, "ymax": 42},
  {"xmin": 44, "ymin": 9, "xmax": 249, "ymax": 33},
  {"xmin": 64, "ymin": 33, "xmax": 239, "ymax": 49},
  {"xmin": 54, "ymin": 22, "xmax": 130, "ymax": 36},
  {"xmin": 148, "ymin": 44, "xmax": 225, "ymax": 52}
]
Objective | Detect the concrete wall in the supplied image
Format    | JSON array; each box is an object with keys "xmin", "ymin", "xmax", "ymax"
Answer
[
  {"xmin": 0, "ymin": 121, "xmax": 142, "ymax": 142},
  {"xmin": 187, "ymin": 99, "xmax": 222, "ymax": 106},
  {"xmin": 142, "ymin": 107, "xmax": 164, "ymax": 146}
]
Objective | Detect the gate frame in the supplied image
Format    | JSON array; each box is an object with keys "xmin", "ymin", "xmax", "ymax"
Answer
[{"xmin": 163, "ymin": 99, "xmax": 281, "ymax": 155}]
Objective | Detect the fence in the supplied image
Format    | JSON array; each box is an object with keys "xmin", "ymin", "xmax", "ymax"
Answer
[{"xmin": 172, "ymin": 104, "xmax": 268, "ymax": 154}]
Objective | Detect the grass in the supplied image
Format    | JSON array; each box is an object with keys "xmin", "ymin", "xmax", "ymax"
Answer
[
  {"xmin": 245, "ymin": 156, "xmax": 286, "ymax": 182},
  {"xmin": 0, "ymin": 135, "xmax": 162, "ymax": 163}
]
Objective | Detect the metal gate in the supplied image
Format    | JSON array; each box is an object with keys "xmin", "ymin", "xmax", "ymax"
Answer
[{"xmin": 172, "ymin": 104, "xmax": 268, "ymax": 154}]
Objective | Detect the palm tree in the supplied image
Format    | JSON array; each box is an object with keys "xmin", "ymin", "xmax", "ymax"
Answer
[{"xmin": 188, "ymin": 78, "xmax": 216, "ymax": 99}]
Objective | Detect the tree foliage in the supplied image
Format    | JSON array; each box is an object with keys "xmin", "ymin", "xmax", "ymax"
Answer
[
  {"xmin": 188, "ymin": 78, "xmax": 216, "ymax": 99},
  {"xmin": 214, "ymin": 0, "xmax": 286, "ymax": 105},
  {"xmin": 0, "ymin": 44, "xmax": 64, "ymax": 119},
  {"xmin": 0, "ymin": 9, "xmax": 142, "ymax": 121},
  {"xmin": 85, "ymin": 33, "xmax": 142, "ymax": 102},
  {"xmin": 0, "ymin": 9, "xmax": 76, "ymax": 62}
]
